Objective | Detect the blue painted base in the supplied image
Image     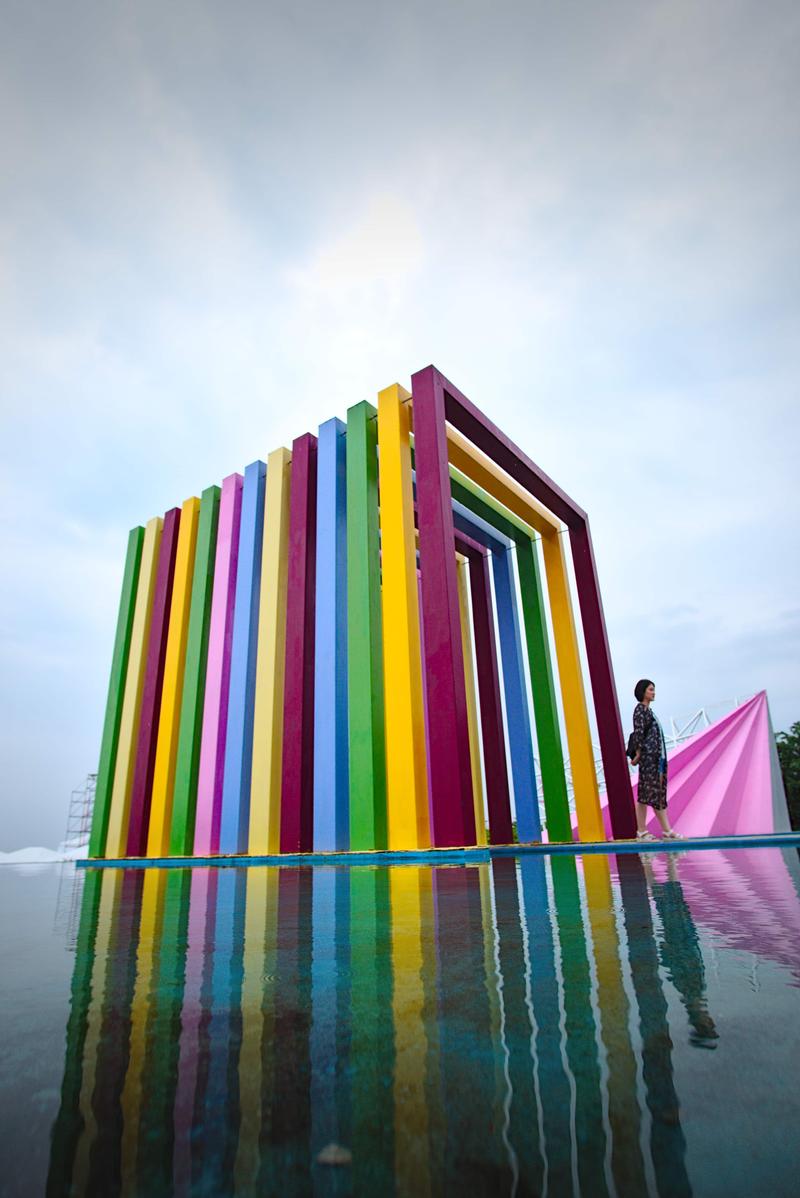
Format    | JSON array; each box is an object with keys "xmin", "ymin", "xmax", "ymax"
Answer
[{"xmin": 78, "ymin": 831, "xmax": 800, "ymax": 869}]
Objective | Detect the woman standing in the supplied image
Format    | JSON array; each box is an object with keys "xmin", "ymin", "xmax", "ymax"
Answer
[{"xmin": 630, "ymin": 679, "xmax": 681, "ymax": 841}]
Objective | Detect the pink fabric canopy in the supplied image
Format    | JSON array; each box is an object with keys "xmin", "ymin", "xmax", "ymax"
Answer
[{"xmin": 571, "ymin": 691, "xmax": 789, "ymax": 839}]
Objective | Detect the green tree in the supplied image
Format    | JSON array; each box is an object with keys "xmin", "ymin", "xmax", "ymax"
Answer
[{"xmin": 776, "ymin": 722, "xmax": 800, "ymax": 831}]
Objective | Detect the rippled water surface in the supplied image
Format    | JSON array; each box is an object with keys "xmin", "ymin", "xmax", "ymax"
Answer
[{"xmin": 2, "ymin": 847, "xmax": 799, "ymax": 1197}]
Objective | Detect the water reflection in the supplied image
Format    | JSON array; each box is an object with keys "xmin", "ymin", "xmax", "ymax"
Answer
[{"xmin": 46, "ymin": 850, "xmax": 800, "ymax": 1196}]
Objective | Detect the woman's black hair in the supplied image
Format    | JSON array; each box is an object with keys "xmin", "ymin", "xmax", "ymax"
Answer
[{"xmin": 634, "ymin": 678, "xmax": 654, "ymax": 703}]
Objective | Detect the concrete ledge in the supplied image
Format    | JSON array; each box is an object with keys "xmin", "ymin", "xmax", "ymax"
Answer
[{"xmin": 77, "ymin": 831, "xmax": 800, "ymax": 869}]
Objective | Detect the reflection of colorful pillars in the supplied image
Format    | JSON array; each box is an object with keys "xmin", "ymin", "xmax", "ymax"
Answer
[
  {"xmin": 615, "ymin": 855, "xmax": 691, "ymax": 1196},
  {"xmin": 119, "ymin": 869, "xmax": 167, "ymax": 1187},
  {"xmin": 220, "ymin": 461, "xmax": 267, "ymax": 854},
  {"xmin": 90, "ymin": 529, "xmax": 144, "ymax": 858},
  {"xmin": 309, "ymin": 868, "xmax": 342, "ymax": 1184},
  {"xmin": 432, "ymin": 867, "xmax": 494, "ymax": 1181},
  {"xmin": 313, "ymin": 419, "xmax": 349, "ymax": 851},
  {"xmin": 169, "ymin": 485, "xmax": 221, "ymax": 855},
  {"xmin": 137, "ymin": 869, "xmax": 190, "ymax": 1194},
  {"xmin": 235, "ymin": 868, "xmax": 276, "ymax": 1191},
  {"xmin": 194, "ymin": 473, "xmax": 243, "ymax": 855},
  {"xmin": 581, "ymin": 855, "xmax": 647, "ymax": 1194},
  {"xmin": 550, "ymin": 855, "xmax": 610, "ymax": 1197},
  {"xmin": 172, "ymin": 868, "xmax": 217, "ymax": 1192},
  {"xmin": 200, "ymin": 868, "xmax": 247, "ymax": 1193},
  {"xmin": 89, "ymin": 871, "xmax": 144, "ymax": 1192},
  {"xmin": 516, "ymin": 856, "xmax": 573, "ymax": 1192},
  {"xmin": 390, "ymin": 867, "xmax": 431, "ymax": 1196},
  {"xmin": 350, "ymin": 869, "xmax": 394, "ymax": 1191},
  {"xmin": 269, "ymin": 870, "xmax": 313, "ymax": 1189},
  {"xmin": 46, "ymin": 869, "xmax": 103, "ymax": 1192},
  {"xmin": 491, "ymin": 858, "xmax": 544, "ymax": 1186}
]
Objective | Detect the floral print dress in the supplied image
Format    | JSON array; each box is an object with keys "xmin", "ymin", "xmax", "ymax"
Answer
[{"xmin": 632, "ymin": 701, "xmax": 668, "ymax": 809}]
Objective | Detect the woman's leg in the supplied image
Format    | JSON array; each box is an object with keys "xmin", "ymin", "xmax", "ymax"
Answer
[
  {"xmin": 654, "ymin": 807, "xmax": 674, "ymax": 835},
  {"xmin": 636, "ymin": 801, "xmax": 650, "ymax": 833}
]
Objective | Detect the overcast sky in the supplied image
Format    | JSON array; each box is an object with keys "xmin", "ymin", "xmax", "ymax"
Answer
[{"xmin": 2, "ymin": 0, "xmax": 798, "ymax": 849}]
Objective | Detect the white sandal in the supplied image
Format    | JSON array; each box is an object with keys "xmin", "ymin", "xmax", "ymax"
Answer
[
  {"xmin": 636, "ymin": 831, "xmax": 657, "ymax": 841},
  {"xmin": 662, "ymin": 829, "xmax": 684, "ymax": 840}
]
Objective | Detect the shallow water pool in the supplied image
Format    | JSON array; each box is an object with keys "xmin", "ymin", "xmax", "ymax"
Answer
[{"xmin": 1, "ymin": 847, "xmax": 799, "ymax": 1196}]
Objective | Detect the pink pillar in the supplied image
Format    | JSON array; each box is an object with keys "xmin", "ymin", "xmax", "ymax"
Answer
[{"xmin": 193, "ymin": 473, "xmax": 243, "ymax": 855}]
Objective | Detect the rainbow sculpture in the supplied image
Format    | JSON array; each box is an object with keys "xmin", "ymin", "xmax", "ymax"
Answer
[{"xmin": 89, "ymin": 365, "xmax": 638, "ymax": 860}]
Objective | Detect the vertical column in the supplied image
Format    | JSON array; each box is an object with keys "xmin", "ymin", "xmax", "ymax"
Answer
[
  {"xmin": 390, "ymin": 867, "xmax": 431, "ymax": 1194},
  {"xmin": 582, "ymin": 855, "xmax": 648, "ymax": 1193},
  {"xmin": 148, "ymin": 496, "xmax": 200, "ymax": 856},
  {"xmin": 169, "ymin": 485, "xmax": 221, "ymax": 855},
  {"xmin": 280, "ymin": 435, "xmax": 318, "ymax": 853},
  {"xmin": 550, "ymin": 855, "xmax": 610, "ymax": 1195},
  {"xmin": 491, "ymin": 547, "xmax": 542, "ymax": 842},
  {"xmin": 126, "ymin": 507, "xmax": 181, "ymax": 856},
  {"xmin": 105, "ymin": 516, "xmax": 162, "ymax": 858},
  {"xmin": 411, "ymin": 367, "xmax": 475, "ymax": 846},
  {"xmin": 378, "ymin": 384, "xmax": 430, "ymax": 850},
  {"xmin": 219, "ymin": 460, "xmax": 267, "ymax": 855},
  {"xmin": 349, "ymin": 870, "xmax": 394, "ymax": 1191},
  {"xmin": 570, "ymin": 522, "xmax": 636, "ymax": 838},
  {"xmin": 456, "ymin": 557, "xmax": 486, "ymax": 847},
  {"xmin": 46, "ymin": 870, "xmax": 102, "ymax": 1188},
  {"xmin": 458, "ymin": 538, "xmax": 513, "ymax": 844},
  {"xmin": 89, "ymin": 527, "xmax": 144, "ymax": 857},
  {"xmin": 541, "ymin": 530, "xmax": 605, "ymax": 842},
  {"xmin": 514, "ymin": 535, "xmax": 572, "ymax": 841},
  {"xmin": 346, "ymin": 401, "xmax": 387, "ymax": 851},
  {"xmin": 313, "ymin": 419, "xmax": 349, "ymax": 851},
  {"xmin": 250, "ymin": 448, "xmax": 292, "ymax": 855},
  {"xmin": 194, "ymin": 473, "xmax": 243, "ymax": 856}
]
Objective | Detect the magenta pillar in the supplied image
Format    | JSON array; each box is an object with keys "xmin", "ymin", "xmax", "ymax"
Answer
[
  {"xmin": 418, "ymin": 364, "xmax": 635, "ymax": 841},
  {"xmin": 411, "ymin": 369, "xmax": 475, "ymax": 847},
  {"xmin": 126, "ymin": 506, "xmax": 181, "ymax": 856},
  {"xmin": 454, "ymin": 531, "xmax": 513, "ymax": 845},
  {"xmin": 280, "ymin": 434, "xmax": 318, "ymax": 853},
  {"xmin": 194, "ymin": 473, "xmax": 243, "ymax": 855}
]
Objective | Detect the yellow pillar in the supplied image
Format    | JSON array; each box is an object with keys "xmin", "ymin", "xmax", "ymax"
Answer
[
  {"xmin": 147, "ymin": 496, "xmax": 200, "ymax": 856},
  {"xmin": 377, "ymin": 384, "xmax": 430, "ymax": 850},
  {"xmin": 429, "ymin": 428, "xmax": 604, "ymax": 843},
  {"xmin": 120, "ymin": 870, "xmax": 166, "ymax": 1193},
  {"xmin": 71, "ymin": 871, "xmax": 121, "ymax": 1192},
  {"xmin": 105, "ymin": 516, "xmax": 163, "ymax": 858},
  {"xmin": 541, "ymin": 531, "xmax": 603, "ymax": 840},
  {"xmin": 456, "ymin": 557, "xmax": 487, "ymax": 846},
  {"xmin": 249, "ymin": 448, "xmax": 292, "ymax": 853},
  {"xmin": 235, "ymin": 868, "xmax": 278, "ymax": 1189},
  {"xmin": 390, "ymin": 867, "xmax": 431, "ymax": 1196}
]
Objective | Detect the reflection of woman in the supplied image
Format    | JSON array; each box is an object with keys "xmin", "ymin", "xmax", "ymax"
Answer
[
  {"xmin": 645, "ymin": 856, "xmax": 719, "ymax": 1049},
  {"xmin": 630, "ymin": 679, "xmax": 681, "ymax": 841}
]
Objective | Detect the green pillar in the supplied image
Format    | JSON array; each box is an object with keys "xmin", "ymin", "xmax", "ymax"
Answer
[
  {"xmin": 449, "ymin": 474, "xmax": 571, "ymax": 841},
  {"xmin": 89, "ymin": 527, "xmax": 144, "ymax": 857},
  {"xmin": 169, "ymin": 485, "xmax": 221, "ymax": 855},
  {"xmin": 347, "ymin": 401, "xmax": 387, "ymax": 850}
]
